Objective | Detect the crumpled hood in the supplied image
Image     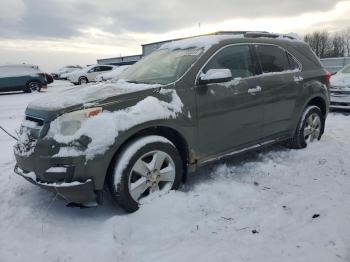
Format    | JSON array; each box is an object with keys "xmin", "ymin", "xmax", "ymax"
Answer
[{"xmin": 28, "ymin": 80, "xmax": 162, "ymax": 112}]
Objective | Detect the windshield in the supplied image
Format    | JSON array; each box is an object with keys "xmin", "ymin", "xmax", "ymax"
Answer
[
  {"xmin": 340, "ymin": 64, "xmax": 350, "ymax": 74},
  {"xmin": 118, "ymin": 48, "xmax": 203, "ymax": 85}
]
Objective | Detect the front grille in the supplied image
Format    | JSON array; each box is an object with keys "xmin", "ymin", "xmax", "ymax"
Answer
[{"xmin": 331, "ymin": 102, "xmax": 350, "ymax": 106}]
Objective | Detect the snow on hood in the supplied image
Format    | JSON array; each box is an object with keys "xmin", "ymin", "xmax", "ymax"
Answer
[
  {"xmin": 159, "ymin": 35, "xmax": 241, "ymax": 51},
  {"xmin": 331, "ymin": 73, "xmax": 350, "ymax": 87},
  {"xmin": 53, "ymin": 89, "xmax": 183, "ymax": 160},
  {"xmin": 29, "ymin": 79, "xmax": 162, "ymax": 110}
]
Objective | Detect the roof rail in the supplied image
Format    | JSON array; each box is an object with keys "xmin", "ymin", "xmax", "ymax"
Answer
[
  {"xmin": 244, "ymin": 31, "xmax": 297, "ymax": 40},
  {"xmin": 213, "ymin": 31, "xmax": 269, "ymax": 35}
]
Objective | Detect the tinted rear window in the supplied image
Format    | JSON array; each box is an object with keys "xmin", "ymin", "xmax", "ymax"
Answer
[{"xmin": 256, "ymin": 45, "xmax": 290, "ymax": 73}]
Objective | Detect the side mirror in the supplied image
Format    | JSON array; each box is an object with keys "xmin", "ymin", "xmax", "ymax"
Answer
[{"xmin": 198, "ymin": 69, "xmax": 232, "ymax": 85}]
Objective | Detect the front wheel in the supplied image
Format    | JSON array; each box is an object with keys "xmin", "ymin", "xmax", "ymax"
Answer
[
  {"xmin": 109, "ymin": 135, "xmax": 183, "ymax": 213},
  {"xmin": 78, "ymin": 77, "xmax": 88, "ymax": 85},
  {"xmin": 288, "ymin": 105, "xmax": 324, "ymax": 149}
]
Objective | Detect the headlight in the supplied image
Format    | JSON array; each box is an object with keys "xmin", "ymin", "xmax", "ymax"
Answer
[{"xmin": 49, "ymin": 107, "xmax": 102, "ymax": 137}]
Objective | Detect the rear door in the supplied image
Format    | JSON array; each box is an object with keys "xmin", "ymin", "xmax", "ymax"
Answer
[
  {"xmin": 196, "ymin": 44, "xmax": 264, "ymax": 158},
  {"xmin": 254, "ymin": 44, "xmax": 302, "ymax": 139}
]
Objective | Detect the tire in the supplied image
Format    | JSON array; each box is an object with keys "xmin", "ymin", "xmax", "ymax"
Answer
[
  {"xmin": 109, "ymin": 135, "xmax": 183, "ymax": 213},
  {"xmin": 78, "ymin": 77, "xmax": 88, "ymax": 85},
  {"xmin": 288, "ymin": 105, "xmax": 324, "ymax": 149},
  {"xmin": 24, "ymin": 81, "xmax": 42, "ymax": 93}
]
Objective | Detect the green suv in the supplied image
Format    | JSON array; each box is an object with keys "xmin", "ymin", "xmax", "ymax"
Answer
[{"xmin": 14, "ymin": 32, "xmax": 330, "ymax": 212}]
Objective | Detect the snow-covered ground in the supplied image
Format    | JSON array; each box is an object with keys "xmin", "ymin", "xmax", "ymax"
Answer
[{"xmin": 0, "ymin": 81, "xmax": 350, "ymax": 262}]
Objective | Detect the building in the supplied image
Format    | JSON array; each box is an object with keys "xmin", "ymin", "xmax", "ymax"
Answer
[{"xmin": 97, "ymin": 54, "xmax": 143, "ymax": 66}]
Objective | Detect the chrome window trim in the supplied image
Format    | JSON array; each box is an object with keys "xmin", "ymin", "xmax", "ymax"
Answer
[{"xmin": 194, "ymin": 42, "xmax": 303, "ymax": 86}]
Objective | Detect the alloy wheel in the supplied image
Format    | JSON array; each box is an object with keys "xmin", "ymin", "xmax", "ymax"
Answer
[
  {"xmin": 28, "ymin": 82, "xmax": 40, "ymax": 91},
  {"xmin": 128, "ymin": 150, "xmax": 176, "ymax": 202},
  {"xmin": 303, "ymin": 113, "xmax": 321, "ymax": 142}
]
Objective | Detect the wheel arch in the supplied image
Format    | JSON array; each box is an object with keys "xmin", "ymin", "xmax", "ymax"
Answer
[
  {"xmin": 25, "ymin": 78, "xmax": 42, "ymax": 91},
  {"xmin": 307, "ymin": 96, "xmax": 327, "ymax": 117},
  {"xmin": 104, "ymin": 125, "xmax": 190, "ymax": 188},
  {"xmin": 293, "ymin": 95, "xmax": 328, "ymax": 136},
  {"xmin": 25, "ymin": 78, "xmax": 42, "ymax": 87}
]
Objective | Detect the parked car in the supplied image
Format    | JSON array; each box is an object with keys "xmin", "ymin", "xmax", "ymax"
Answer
[
  {"xmin": 330, "ymin": 63, "xmax": 350, "ymax": 110},
  {"xmin": 52, "ymin": 65, "xmax": 82, "ymax": 80},
  {"xmin": 14, "ymin": 32, "xmax": 330, "ymax": 212},
  {"xmin": 67, "ymin": 65, "xmax": 116, "ymax": 85},
  {"xmin": 44, "ymin": 73, "xmax": 54, "ymax": 85},
  {"xmin": 59, "ymin": 69, "xmax": 80, "ymax": 80},
  {"xmin": 0, "ymin": 64, "xmax": 47, "ymax": 93},
  {"xmin": 95, "ymin": 65, "xmax": 130, "ymax": 82}
]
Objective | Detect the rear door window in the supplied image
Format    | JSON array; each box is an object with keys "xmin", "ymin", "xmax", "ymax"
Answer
[
  {"xmin": 100, "ymin": 66, "xmax": 113, "ymax": 72},
  {"xmin": 287, "ymin": 53, "xmax": 301, "ymax": 70},
  {"xmin": 256, "ymin": 45, "xmax": 290, "ymax": 73},
  {"xmin": 203, "ymin": 45, "xmax": 256, "ymax": 79}
]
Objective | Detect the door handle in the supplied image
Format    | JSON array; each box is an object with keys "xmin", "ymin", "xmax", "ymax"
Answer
[{"xmin": 248, "ymin": 86, "xmax": 262, "ymax": 95}]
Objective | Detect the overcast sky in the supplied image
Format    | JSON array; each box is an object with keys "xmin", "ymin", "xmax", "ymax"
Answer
[{"xmin": 0, "ymin": 0, "xmax": 349, "ymax": 71}]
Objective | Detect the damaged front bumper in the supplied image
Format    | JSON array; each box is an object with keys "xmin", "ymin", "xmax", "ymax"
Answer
[{"xmin": 14, "ymin": 165, "xmax": 97, "ymax": 204}]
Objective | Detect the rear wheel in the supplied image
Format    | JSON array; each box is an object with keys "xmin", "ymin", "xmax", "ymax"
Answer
[
  {"xmin": 24, "ymin": 81, "xmax": 42, "ymax": 93},
  {"xmin": 288, "ymin": 105, "xmax": 324, "ymax": 149},
  {"xmin": 109, "ymin": 135, "xmax": 183, "ymax": 213}
]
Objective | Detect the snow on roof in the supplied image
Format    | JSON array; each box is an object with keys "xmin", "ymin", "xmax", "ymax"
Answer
[
  {"xmin": 0, "ymin": 65, "xmax": 41, "ymax": 78},
  {"xmin": 159, "ymin": 34, "xmax": 242, "ymax": 51}
]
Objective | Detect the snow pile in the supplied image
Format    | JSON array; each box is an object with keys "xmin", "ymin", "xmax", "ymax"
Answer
[
  {"xmin": 13, "ymin": 127, "xmax": 37, "ymax": 157},
  {"xmin": 160, "ymin": 34, "xmax": 239, "ymax": 51},
  {"xmin": 1, "ymin": 80, "xmax": 350, "ymax": 262},
  {"xmin": 30, "ymin": 79, "xmax": 162, "ymax": 110},
  {"xmin": 52, "ymin": 90, "xmax": 183, "ymax": 160}
]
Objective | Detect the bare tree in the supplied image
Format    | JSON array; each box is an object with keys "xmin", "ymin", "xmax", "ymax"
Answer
[
  {"xmin": 304, "ymin": 30, "xmax": 331, "ymax": 58},
  {"xmin": 330, "ymin": 33, "xmax": 345, "ymax": 57},
  {"xmin": 342, "ymin": 27, "xmax": 350, "ymax": 56}
]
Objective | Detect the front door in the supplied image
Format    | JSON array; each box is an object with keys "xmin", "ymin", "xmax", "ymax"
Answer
[{"xmin": 196, "ymin": 44, "xmax": 264, "ymax": 159}]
